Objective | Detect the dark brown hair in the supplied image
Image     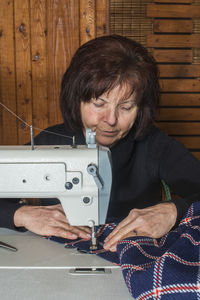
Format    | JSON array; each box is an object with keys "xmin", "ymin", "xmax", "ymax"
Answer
[{"xmin": 60, "ymin": 34, "xmax": 160, "ymax": 138}]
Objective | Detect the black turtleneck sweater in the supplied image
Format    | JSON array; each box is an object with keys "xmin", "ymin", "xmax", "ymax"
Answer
[{"xmin": 1, "ymin": 123, "xmax": 200, "ymax": 229}]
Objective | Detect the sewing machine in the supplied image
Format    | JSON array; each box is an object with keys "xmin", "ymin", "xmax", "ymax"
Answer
[
  {"xmin": 0, "ymin": 130, "xmax": 134, "ymax": 299},
  {"xmin": 0, "ymin": 129, "xmax": 112, "ymax": 227}
]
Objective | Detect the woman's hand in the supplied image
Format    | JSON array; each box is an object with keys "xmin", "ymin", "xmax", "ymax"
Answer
[
  {"xmin": 14, "ymin": 204, "xmax": 91, "ymax": 240},
  {"xmin": 104, "ymin": 202, "xmax": 177, "ymax": 252}
]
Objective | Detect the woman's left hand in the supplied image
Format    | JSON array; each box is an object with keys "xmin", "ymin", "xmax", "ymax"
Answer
[{"xmin": 103, "ymin": 202, "xmax": 177, "ymax": 252}]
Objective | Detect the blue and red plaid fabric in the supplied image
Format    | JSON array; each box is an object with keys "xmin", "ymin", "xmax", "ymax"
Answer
[{"xmin": 50, "ymin": 202, "xmax": 200, "ymax": 299}]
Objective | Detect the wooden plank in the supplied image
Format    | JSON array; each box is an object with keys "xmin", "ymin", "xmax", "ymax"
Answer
[
  {"xmin": 153, "ymin": 20, "xmax": 193, "ymax": 33},
  {"xmin": 147, "ymin": 4, "xmax": 200, "ymax": 18},
  {"xmin": 160, "ymin": 94, "xmax": 200, "ymax": 106},
  {"xmin": 96, "ymin": 0, "xmax": 109, "ymax": 37},
  {"xmin": 158, "ymin": 65, "xmax": 200, "ymax": 78},
  {"xmin": 160, "ymin": 79, "xmax": 200, "ymax": 92},
  {"xmin": 147, "ymin": 34, "xmax": 200, "ymax": 48},
  {"xmin": 14, "ymin": 0, "xmax": 33, "ymax": 145},
  {"xmin": 47, "ymin": 0, "xmax": 79, "ymax": 126},
  {"xmin": 156, "ymin": 122, "xmax": 200, "ymax": 135},
  {"xmin": 174, "ymin": 137, "xmax": 200, "ymax": 149},
  {"xmin": 30, "ymin": 0, "xmax": 48, "ymax": 136},
  {"xmin": 154, "ymin": 0, "xmax": 193, "ymax": 3},
  {"xmin": 156, "ymin": 108, "xmax": 200, "ymax": 121},
  {"xmin": 0, "ymin": 1, "xmax": 17, "ymax": 145},
  {"xmin": 192, "ymin": 152, "xmax": 200, "ymax": 160},
  {"xmin": 80, "ymin": 0, "xmax": 95, "ymax": 44},
  {"xmin": 152, "ymin": 49, "xmax": 192, "ymax": 63}
]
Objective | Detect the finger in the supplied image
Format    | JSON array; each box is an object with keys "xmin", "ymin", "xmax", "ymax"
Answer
[
  {"xmin": 104, "ymin": 220, "xmax": 129, "ymax": 243},
  {"xmin": 104, "ymin": 221, "xmax": 137, "ymax": 250},
  {"xmin": 47, "ymin": 218, "xmax": 90, "ymax": 239},
  {"xmin": 75, "ymin": 226, "xmax": 91, "ymax": 234},
  {"xmin": 47, "ymin": 204, "xmax": 65, "ymax": 214},
  {"xmin": 105, "ymin": 231, "xmax": 139, "ymax": 252},
  {"xmin": 44, "ymin": 222, "xmax": 87, "ymax": 240},
  {"xmin": 104, "ymin": 212, "xmax": 137, "ymax": 243},
  {"xmin": 50, "ymin": 227, "xmax": 78, "ymax": 239},
  {"xmin": 48, "ymin": 211, "xmax": 91, "ymax": 239},
  {"xmin": 67, "ymin": 225, "xmax": 91, "ymax": 239},
  {"xmin": 104, "ymin": 209, "xmax": 140, "ymax": 242}
]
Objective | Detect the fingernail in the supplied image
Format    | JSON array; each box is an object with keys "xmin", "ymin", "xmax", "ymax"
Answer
[
  {"xmin": 71, "ymin": 234, "xmax": 77, "ymax": 239},
  {"xmin": 80, "ymin": 233, "xmax": 90, "ymax": 239},
  {"xmin": 110, "ymin": 246, "xmax": 116, "ymax": 252},
  {"xmin": 103, "ymin": 243, "xmax": 109, "ymax": 250}
]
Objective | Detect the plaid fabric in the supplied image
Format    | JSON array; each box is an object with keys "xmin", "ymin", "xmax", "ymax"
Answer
[{"xmin": 50, "ymin": 202, "xmax": 200, "ymax": 299}]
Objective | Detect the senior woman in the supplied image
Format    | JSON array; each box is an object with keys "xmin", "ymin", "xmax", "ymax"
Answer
[{"xmin": 2, "ymin": 35, "xmax": 200, "ymax": 252}]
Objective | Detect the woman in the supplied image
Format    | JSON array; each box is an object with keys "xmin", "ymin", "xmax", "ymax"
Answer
[{"xmin": 3, "ymin": 35, "xmax": 200, "ymax": 252}]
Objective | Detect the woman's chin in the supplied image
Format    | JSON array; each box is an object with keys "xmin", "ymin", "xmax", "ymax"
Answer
[{"xmin": 96, "ymin": 136, "xmax": 118, "ymax": 148}]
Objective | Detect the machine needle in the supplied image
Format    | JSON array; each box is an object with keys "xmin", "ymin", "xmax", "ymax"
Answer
[{"xmin": 90, "ymin": 225, "xmax": 98, "ymax": 251}]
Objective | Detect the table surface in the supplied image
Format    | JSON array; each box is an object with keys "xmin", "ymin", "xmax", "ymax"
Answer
[{"xmin": 0, "ymin": 229, "xmax": 133, "ymax": 300}]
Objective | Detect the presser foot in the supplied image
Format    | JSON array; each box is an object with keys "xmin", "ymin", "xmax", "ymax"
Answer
[
  {"xmin": 90, "ymin": 225, "xmax": 98, "ymax": 251},
  {"xmin": 90, "ymin": 241, "xmax": 98, "ymax": 251}
]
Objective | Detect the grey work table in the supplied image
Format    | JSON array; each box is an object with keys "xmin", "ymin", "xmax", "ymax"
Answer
[{"xmin": 0, "ymin": 229, "xmax": 133, "ymax": 300}]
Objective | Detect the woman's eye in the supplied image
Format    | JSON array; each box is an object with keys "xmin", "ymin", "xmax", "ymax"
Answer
[
  {"xmin": 121, "ymin": 106, "xmax": 132, "ymax": 111},
  {"xmin": 93, "ymin": 102, "xmax": 104, "ymax": 107}
]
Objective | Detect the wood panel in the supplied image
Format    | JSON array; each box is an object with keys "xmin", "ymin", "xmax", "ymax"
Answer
[
  {"xmin": 80, "ymin": 0, "xmax": 95, "ymax": 44},
  {"xmin": 96, "ymin": 0, "xmax": 109, "ymax": 37},
  {"xmin": 47, "ymin": 0, "xmax": 80, "ymax": 127},
  {"xmin": 175, "ymin": 137, "xmax": 200, "ymax": 149},
  {"xmin": 160, "ymin": 79, "xmax": 200, "ymax": 92},
  {"xmin": 160, "ymin": 94, "xmax": 200, "ymax": 106},
  {"xmin": 153, "ymin": 20, "xmax": 193, "ymax": 33},
  {"xmin": 0, "ymin": 0, "xmax": 108, "ymax": 145},
  {"xmin": 158, "ymin": 65, "xmax": 200, "ymax": 78},
  {"xmin": 153, "ymin": 49, "xmax": 192, "ymax": 63},
  {"xmin": 156, "ymin": 122, "xmax": 200, "ymax": 135},
  {"xmin": 157, "ymin": 108, "xmax": 200, "ymax": 121},
  {"xmin": 30, "ymin": 0, "xmax": 48, "ymax": 135},
  {"xmin": 192, "ymin": 152, "xmax": 200, "ymax": 160},
  {"xmin": 14, "ymin": 0, "xmax": 33, "ymax": 145},
  {"xmin": 0, "ymin": 1, "xmax": 17, "ymax": 145},
  {"xmin": 147, "ymin": 34, "xmax": 200, "ymax": 48},
  {"xmin": 147, "ymin": 4, "xmax": 200, "ymax": 18}
]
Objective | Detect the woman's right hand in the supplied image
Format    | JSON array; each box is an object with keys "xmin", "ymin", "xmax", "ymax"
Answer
[{"xmin": 13, "ymin": 204, "xmax": 91, "ymax": 239}]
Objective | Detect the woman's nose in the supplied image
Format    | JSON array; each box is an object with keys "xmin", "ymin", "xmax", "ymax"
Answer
[{"xmin": 104, "ymin": 108, "xmax": 118, "ymax": 126}]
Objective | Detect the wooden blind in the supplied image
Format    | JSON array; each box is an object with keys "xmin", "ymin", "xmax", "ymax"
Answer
[
  {"xmin": 110, "ymin": 0, "xmax": 153, "ymax": 46},
  {"xmin": 110, "ymin": 0, "xmax": 200, "ymax": 160}
]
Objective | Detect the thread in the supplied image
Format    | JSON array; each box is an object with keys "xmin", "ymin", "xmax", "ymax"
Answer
[{"xmin": 0, "ymin": 102, "xmax": 74, "ymax": 142}]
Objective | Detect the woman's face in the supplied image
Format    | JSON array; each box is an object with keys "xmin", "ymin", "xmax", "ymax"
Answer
[{"xmin": 80, "ymin": 84, "xmax": 138, "ymax": 147}]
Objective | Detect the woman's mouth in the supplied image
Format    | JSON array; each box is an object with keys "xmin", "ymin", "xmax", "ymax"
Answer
[{"xmin": 99, "ymin": 130, "xmax": 119, "ymax": 137}]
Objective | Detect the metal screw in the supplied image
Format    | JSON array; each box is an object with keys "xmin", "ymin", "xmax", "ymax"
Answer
[
  {"xmin": 45, "ymin": 175, "xmax": 50, "ymax": 181},
  {"xmin": 65, "ymin": 182, "xmax": 73, "ymax": 190},
  {"xmin": 72, "ymin": 177, "xmax": 79, "ymax": 185},
  {"xmin": 19, "ymin": 24, "xmax": 25, "ymax": 32},
  {"xmin": 83, "ymin": 197, "xmax": 91, "ymax": 204},
  {"xmin": 34, "ymin": 54, "xmax": 39, "ymax": 61},
  {"xmin": 86, "ymin": 27, "xmax": 90, "ymax": 34}
]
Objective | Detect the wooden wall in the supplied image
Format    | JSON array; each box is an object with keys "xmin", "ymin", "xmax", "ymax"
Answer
[
  {"xmin": 1, "ymin": 0, "xmax": 200, "ymax": 160},
  {"xmin": 110, "ymin": 0, "xmax": 200, "ymax": 160},
  {"xmin": 0, "ymin": 0, "xmax": 109, "ymax": 145},
  {"xmin": 147, "ymin": 0, "xmax": 200, "ymax": 160}
]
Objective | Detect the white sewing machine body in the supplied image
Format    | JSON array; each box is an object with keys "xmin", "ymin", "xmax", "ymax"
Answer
[{"xmin": 0, "ymin": 144, "xmax": 112, "ymax": 227}]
